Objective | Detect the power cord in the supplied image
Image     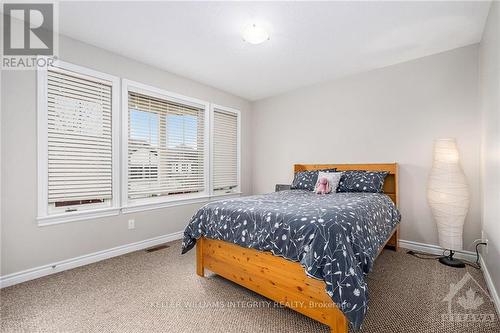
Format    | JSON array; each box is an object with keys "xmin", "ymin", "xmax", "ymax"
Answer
[
  {"xmin": 406, "ymin": 250, "xmax": 444, "ymax": 260},
  {"xmin": 473, "ymin": 242, "xmax": 488, "ymax": 267},
  {"xmin": 407, "ymin": 242, "xmax": 487, "ymax": 270}
]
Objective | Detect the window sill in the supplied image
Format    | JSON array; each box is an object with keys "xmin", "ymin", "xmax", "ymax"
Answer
[
  {"xmin": 122, "ymin": 192, "xmax": 242, "ymax": 214},
  {"xmin": 211, "ymin": 191, "xmax": 243, "ymax": 198},
  {"xmin": 36, "ymin": 192, "xmax": 243, "ymax": 226},
  {"xmin": 37, "ymin": 207, "xmax": 121, "ymax": 226}
]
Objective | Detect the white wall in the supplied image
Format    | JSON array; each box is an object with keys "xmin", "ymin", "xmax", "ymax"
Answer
[
  {"xmin": 479, "ymin": 1, "xmax": 500, "ymax": 298},
  {"xmin": 252, "ymin": 45, "xmax": 482, "ymax": 249},
  {"xmin": 0, "ymin": 35, "xmax": 252, "ymax": 276}
]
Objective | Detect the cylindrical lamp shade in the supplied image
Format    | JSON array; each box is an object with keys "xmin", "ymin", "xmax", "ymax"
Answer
[{"xmin": 427, "ymin": 139, "xmax": 470, "ymax": 251}]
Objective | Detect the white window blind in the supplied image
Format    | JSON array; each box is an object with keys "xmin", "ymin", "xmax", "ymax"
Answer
[
  {"xmin": 127, "ymin": 91, "xmax": 206, "ymax": 199},
  {"xmin": 47, "ymin": 68, "xmax": 113, "ymax": 210},
  {"xmin": 213, "ymin": 108, "xmax": 238, "ymax": 193}
]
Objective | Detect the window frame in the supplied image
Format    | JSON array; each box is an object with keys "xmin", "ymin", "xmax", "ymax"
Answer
[
  {"xmin": 36, "ymin": 59, "xmax": 121, "ymax": 225},
  {"xmin": 210, "ymin": 104, "xmax": 242, "ymax": 197},
  {"xmin": 121, "ymin": 79, "xmax": 211, "ymax": 212}
]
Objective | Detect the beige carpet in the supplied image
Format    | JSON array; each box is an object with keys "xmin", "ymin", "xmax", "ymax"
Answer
[{"xmin": 1, "ymin": 240, "xmax": 498, "ymax": 333}]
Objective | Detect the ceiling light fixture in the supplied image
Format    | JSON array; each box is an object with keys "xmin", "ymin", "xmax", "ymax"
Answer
[{"xmin": 242, "ymin": 24, "xmax": 269, "ymax": 45}]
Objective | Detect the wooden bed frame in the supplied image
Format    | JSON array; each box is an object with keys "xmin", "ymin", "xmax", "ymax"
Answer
[{"xmin": 196, "ymin": 163, "xmax": 399, "ymax": 333}]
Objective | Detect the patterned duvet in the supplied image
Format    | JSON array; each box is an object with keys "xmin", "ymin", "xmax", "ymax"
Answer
[{"xmin": 182, "ymin": 190, "xmax": 401, "ymax": 329}]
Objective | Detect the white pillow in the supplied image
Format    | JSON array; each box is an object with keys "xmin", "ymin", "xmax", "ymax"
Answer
[{"xmin": 314, "ymin": 171, "xmax": 343, "ymax": 193}]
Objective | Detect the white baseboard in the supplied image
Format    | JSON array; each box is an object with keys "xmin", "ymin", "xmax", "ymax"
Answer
[
  {"xmin": 399, "ymin": 239, "xmax": 477, "ymax": 262},
  {"xmin": 0, "ymin": 231, "xmax": 184, "ymax": 289},
  {"xmin": 479, "ymin": 255, "xmax": 500, "ymax": 315}
]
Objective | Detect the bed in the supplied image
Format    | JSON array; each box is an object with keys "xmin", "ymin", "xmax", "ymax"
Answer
[{"xmin": 182, "ymin": 163, "xmax": 401, "ymax": 332}]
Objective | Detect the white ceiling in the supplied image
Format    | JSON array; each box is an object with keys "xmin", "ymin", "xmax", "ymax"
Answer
[{"xmin": 58, "ymin": 1, "xmax": 491, "ymax": 101}]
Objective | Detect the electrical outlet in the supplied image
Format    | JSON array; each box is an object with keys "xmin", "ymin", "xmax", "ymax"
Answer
[{"xmin": 128, "ymin": 219, "xmax": 135, "ymax": 230}]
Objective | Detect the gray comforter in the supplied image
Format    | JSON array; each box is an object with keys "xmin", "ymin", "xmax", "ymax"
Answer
[{"xmin": 182, "ymin": 190, "xmax": 401, "ymax": 329}]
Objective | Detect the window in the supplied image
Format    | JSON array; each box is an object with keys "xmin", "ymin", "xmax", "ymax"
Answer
[
  {"xmin": 212, "ymin": 105, "xmax": 240, "ymax": 194},
  {"xmin": 37, "ymin": 60, "xmax": 120, "ymax": 224},
  {"xmin": 38, "ymin": 68, "xmax": 241, "ymax": 222},
  {"xmin": 123, "ymin": 81, "xmax": 209, "ymax": 208}
]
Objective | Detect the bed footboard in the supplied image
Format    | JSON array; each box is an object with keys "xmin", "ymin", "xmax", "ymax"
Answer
[
  {"xmin": 195, "ymin": 225, "xmax": 399, "ymax": 333},
  {"xmin": 196, "ymin": 237, "xmax": 348, "ymax": 333}
]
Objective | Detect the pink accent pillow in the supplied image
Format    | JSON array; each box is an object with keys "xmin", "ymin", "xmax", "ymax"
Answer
[{"xmin": 314, "ymin": 171, "xmax": 343, "ymax": 194}]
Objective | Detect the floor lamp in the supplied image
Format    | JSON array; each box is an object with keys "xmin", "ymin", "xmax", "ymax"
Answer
[{"xmin": 427, "ymin": 138, "xmax": 470, "ymax": 268}]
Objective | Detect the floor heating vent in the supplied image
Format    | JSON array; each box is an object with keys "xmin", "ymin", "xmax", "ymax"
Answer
[{"xmin": 145, "ymin": 244, "xmax": 170, "ymax": 253}]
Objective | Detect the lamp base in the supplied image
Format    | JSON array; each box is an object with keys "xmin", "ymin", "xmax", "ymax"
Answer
[{"xmin": 439, "ymin": 251, "xmax": 465, "ymax": 268}]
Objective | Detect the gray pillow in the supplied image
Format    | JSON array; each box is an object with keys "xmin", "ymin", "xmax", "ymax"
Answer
[
  {"xmin": 291, "ymin": 168, "xmax": 337, "ymax": 191},
  {"xmin": 337, "ymin": 170, "xmax": 389, "ymax": 193}
]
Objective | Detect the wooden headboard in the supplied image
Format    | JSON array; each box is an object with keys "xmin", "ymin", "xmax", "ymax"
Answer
[{"xmin": 294, "ymin": 163, "xmax": 399, "ymax": 207}]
